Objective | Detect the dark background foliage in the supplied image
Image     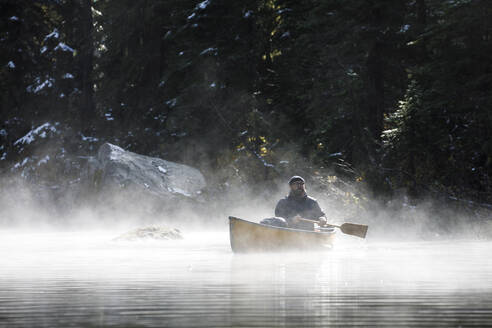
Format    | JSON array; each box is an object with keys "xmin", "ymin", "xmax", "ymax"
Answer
[{"xmin": 1, "ymin": 0, "xmax": 491, "ymax": 209}]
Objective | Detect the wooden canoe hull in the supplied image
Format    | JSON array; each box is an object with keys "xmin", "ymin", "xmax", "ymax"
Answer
[{"xmin": 229, "ymin": 216, "xmax": 335, "ymax": 253}]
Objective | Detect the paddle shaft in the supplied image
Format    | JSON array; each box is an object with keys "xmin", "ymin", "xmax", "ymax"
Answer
[
  {"xmin": 299, "ymin": 218, "xmax": 368, "ymax": 238},
  {"xmin": 299, "ymin": 218, "xmax": 339, "ymax": 228}
]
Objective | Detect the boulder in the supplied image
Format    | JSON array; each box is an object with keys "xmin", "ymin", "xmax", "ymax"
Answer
[
  {"xmin": 114, "ymin": 226, "xmax": 183, "ymax": 241},
  {"xmin": 90, "ymin": 143, "xmax": 206, "ymax": 200}
]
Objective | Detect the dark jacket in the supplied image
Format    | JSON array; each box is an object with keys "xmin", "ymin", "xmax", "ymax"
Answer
[{"xmin": 274, "ymin": 193, "xmax": 325, "ymax": 230}]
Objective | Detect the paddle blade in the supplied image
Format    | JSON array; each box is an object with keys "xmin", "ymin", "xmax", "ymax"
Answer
[{"xmin": 340, "ymin": 223, "xmax": 368, "ymax": 238}]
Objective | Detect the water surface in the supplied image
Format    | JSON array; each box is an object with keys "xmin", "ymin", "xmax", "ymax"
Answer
[{"xmin": 1, "ymin": 230, "xmax": 492, "ymax": 327}]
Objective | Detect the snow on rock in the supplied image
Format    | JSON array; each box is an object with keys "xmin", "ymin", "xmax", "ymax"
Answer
[
  {"xmin": 40, "ymin": 46, "xmax": 47, "ymax": 54},
  {"xmin": 81, "ymin": 134, "xmax": 99, "ymax": 142},
  {"xmin": 166, "ymin": 98, "xmax": 177, "ymax": 107},
  {"xmin": 0, "ymin": 129, "xmax": 7, "ymax": 137},
  {"xmin": 26, "ymin": 77, "xmax": 54, "ymax": 93},
  {"xmin": 167, "ymin": 186, "xmax": 191, "ymax": 197},
  {"xmin": 62, "ymin": 73, "xmax": 74, "ymax": 79},
  {"xmin": 200, "ymin": 47, "xmax": 217, "ymax": 56},
  {"xmin": 14, "ymin": 122, "xmax": 57, "ymax": 146},
  {"xmin": 9, "ymin": 16, "xmax": 19, "ymax": 21},
  {"xmin": 44, "ymin": 29, "xmax": 59, "ymax": 41},
  {"xmin": 188, "ymin": 0, "xmax": 210, "ymax": 20},
  {"xmin": 33, "ymin": 80, "xmax": 53, "ymax": 93},
  {"xmin": 105, "ymin": 112, "xmax": 114, "ymax": 121},
  {"xmin": 328, "ymin": 152, "xmax": 342, "ymax": 157},
  {"xmin": 89, "ymin": 143, "xmax": 206, "ymax": 200},
  {"xmin": 54, "ymin": 42, "xmax": 75, "ymax": 53},
  {"xmin": 197, "ymin": 0, "xmax": 210, "ymax": 9},
  {"xmin": 114, "ymin": 226, "xmax": 182, "ymax": 241},
  {"xmin": 13, "ymin": 157, "xmax": 29, "ymax": 169},
  {"xmin": 277, "ymin": 8, "xmax": 293, "ymax": 14},
  {"xmin": 7, "ymin": 61, "xmax": 15, "ymax": 68},
  {"xmin": 37, "ymin": 155, "xmax": 50, "ymax": 166},
  {"xmin": 400, "ymin": 24, "xmax": 410, "ymax": 33}
]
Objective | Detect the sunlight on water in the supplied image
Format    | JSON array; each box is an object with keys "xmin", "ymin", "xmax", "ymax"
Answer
[{"xmin": 1, "ymin": 230, "xmax": 492, "ymax": 327}]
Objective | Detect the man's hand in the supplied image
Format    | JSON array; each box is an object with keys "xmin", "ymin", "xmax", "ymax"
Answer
[
  {"xmin": 292, "ymin": 215, "xmax": 303, "ymax": 223},
  {"xmin": 318, "ymin": 217, "xmax": 327, "ymax": 226}
]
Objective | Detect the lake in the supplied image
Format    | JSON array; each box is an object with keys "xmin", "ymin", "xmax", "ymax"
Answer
[{"xmin": 1, "ymin": 230, "xmax": 492, "ymax": 327}]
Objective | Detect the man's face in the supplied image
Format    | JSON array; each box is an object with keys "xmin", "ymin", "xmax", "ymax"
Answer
[{"xmin": 290, "ymin": 181, "xmax": 306, "ymax": 195}]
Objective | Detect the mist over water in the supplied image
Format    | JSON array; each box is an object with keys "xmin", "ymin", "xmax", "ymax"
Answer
[
  {"xmin": 1, "ymin": 171, "xmax": 491, "ymax": 327},
  {"xmin": 1, "ymin": 227, "xmax": 492, "ymax": 327}
]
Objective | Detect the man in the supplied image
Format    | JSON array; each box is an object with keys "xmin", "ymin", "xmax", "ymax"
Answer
[{"xmin": 274, "ymin": 176, "xmax": 327, "ymax": 230}]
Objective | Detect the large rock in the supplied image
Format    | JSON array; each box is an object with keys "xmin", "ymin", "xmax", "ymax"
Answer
[
  {"xmin": 113, "ymin": 226, "xmax": 183, "ymax": 241},
  {"xmin": 89, "ymin": 143, "xmax": 206, "ymax": 201}
]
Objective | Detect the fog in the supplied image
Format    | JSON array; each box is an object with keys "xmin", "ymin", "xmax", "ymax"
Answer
[
  {"xmin": 1, "ymin": 172, "xmax": 492, "ymax": 327},
  {"xmin": 2, "ymin": 229, "xmax": 492, "ymax": 327},
  {"xmin": 1, "ymin": 170, "xmax": 490, "ymax": 239}
]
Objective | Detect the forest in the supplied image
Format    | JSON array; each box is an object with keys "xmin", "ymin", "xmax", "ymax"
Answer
[{"xmin": 1, "ymin": 0, "xmax": 491, "ymax": 219}]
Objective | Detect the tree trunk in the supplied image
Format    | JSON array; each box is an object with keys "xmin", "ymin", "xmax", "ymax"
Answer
[
  {"xmin": 79, "ymin": 0, "xmax": 95, "ymax": 133},
  {"xmin": 366, "ymin": 41, "xmax": 385, "ymax": 143}
]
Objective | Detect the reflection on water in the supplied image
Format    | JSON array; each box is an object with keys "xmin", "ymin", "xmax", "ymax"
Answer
[{"xmin": 1, "ymin": 231, "xmax": 492, "ymax": 327}]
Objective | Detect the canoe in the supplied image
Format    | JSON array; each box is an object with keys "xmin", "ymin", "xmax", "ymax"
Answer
[{"xmin": 229, "ymin": 216, "xmax": 336, "ymax": 253}]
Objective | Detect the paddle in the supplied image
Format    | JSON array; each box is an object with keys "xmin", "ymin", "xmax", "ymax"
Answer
[{"xmin": 299, "ymin": 218, "xmax": 368, "ymax": 238}]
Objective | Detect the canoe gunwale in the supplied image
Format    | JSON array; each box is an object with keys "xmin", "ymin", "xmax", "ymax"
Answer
[{"xmin": 228, "ymin": 216, "xmax": 336, "ymax": 235}]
